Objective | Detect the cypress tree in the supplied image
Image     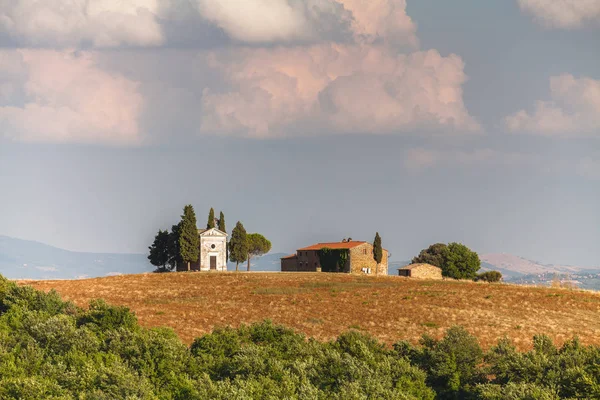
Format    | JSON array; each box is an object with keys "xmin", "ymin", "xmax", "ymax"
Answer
[
  {"xmin": 218, "ymin": 211, "xmax": 226, "ymax": 232},
  {"xmin": 373, "ymin": 232, "xmax": 383, "ymax": 275},
  {"xmin": 229, "ymin": 221, "xmax": 248, "ymax": 272},
  {"xmin": 168, "ymin": 223, "xmax": 183, "ymax": 270},
  {"xmin": 207, "ymin": 208, "xmax": 215, "ymax": 229},
  {"xmin": 179, "ymin": 205, "xmax": 200, "ymax": 271},
  {"xmin": 219, "ymin": 211, "xmax": 227, "ymax": 263}
]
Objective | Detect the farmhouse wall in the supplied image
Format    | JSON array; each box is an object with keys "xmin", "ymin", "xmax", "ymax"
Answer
[
  {"xmin": 398, "ymin": 264, "xmax": 442, "ymax": 279},
  {"xmin": 281, "ymin": 256, "xmax": 299, "ymax": 272},
  {"xmin": 348, "ymin": 243, "xmax": 388, "ymax": 275}
]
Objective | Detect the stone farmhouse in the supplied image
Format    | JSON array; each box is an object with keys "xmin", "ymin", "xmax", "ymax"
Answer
[
  {"xmin": 281, "ymin": 239, "xmax": 388, "ymax": 275},
  {"xmin": 397, "ymin": 263, "xmax": 442, "ymax": 279},
  {"xmin": 176, "ymin": 227, "xmax": 228, "ymax": 272}
]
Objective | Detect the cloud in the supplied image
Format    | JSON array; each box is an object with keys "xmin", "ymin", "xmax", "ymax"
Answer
[
  {"xmin": 517, "ymin": 0, "xmax": 600, "ymax": 29},
  {"xmin": 0, "ymin": 0, "xmax": 475, "ymax": 143},
  {"xmin": 201, "ymin": 46, "xmax": 480, "ymax": 137},
  {"xmin": 0, "ymin": 0, "xmax": 417, "ymax": 48},
  {"xmin": 0, "ymin": 50, "xmax": 144, "ymax": 145},
  {"xmin": 506, "ymin": 74, "xmax": 600, "ymax": 137},
  {"xmin": 0, "ymin": 0, "xmax": 164, "ymax": 47}
]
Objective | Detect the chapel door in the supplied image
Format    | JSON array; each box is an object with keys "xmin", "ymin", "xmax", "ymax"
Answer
[{"xmin": 210, "ymin": 256, "xmax": 217, "ymax": 270}]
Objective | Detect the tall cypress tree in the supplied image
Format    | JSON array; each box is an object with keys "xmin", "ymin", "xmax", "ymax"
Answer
[
  {"xmin": 373, "ymin": 232, "xmax": 383, "ymax": 275},
  {"xmin": 179, "ymin": 205, "xmax": 199, "ymax": 271},
  {"xmin": 207, "ymin": 208, "xmax": 215, "ymax": 229},
  {"xmin": 229, "ymin": 221, "xmax": 248, "ymax": 272},
  {"xmin": 218, "ymin": 211, "xmax": 226, "ymax": 232},
  {"xmin": 219, "ymin": 211, "xmax": 228, "ymax": 263}
]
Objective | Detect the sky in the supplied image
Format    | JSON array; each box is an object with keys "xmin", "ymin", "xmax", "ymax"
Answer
[{"xmin": 0, "ymin": 0, "xmax": 599, "ymax": 266}]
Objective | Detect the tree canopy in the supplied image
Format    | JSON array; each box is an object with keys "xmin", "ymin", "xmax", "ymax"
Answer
[
  {"xmin": 218, "ymin": 211, "xmax": 226, "ymax": 232},
  {"xmin": 412, "ymin": 243, "xmax": 447, "ymax": 268},
  {"xmin": 207, "ymin": 208, "xmax": 215, "ymax": 229},
  {"xmin": 147, "ymin": 230, "xmax": 170, "ymax": 272},
  {"xmin": 229, "ymin": 221, "xmax": 248, "ymax": 272},
  {"xmin": 246, "ymin": 233, "xmax": 272, "ymax": 271},
  {"xmin": 412, "ymin": 242, "xmax": 481, "ymax": 280},
  {"xmin": 179, "ymin": 204, "xmax": 200, "ymax": 270},
  {"xmin": 442, "ymin": 243, "xmax": 481, "ymax": 280}
]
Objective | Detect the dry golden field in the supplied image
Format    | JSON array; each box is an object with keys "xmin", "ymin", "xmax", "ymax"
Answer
[{"xmin": 19, "ymin": 272, "xmax": 600, "ymax": 350}]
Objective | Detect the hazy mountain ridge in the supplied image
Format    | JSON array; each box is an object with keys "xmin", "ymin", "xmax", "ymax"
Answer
[
  {"xmin": 0, "ymin": 235, "xmax": 150, "ymax": 280},
  {"xmin": 480, "ymin": 253, "xmax": 588, "ymax": 275}
]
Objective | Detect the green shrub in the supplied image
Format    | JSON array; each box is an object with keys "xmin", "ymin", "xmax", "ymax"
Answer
[{"xmin": 476, "ymin": 271, "xmax": 503, "ymax": 283}]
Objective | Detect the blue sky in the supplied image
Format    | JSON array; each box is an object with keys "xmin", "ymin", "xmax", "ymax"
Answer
[{"xmin": 0, "ymin": 0, "xmax": 598, "ymax": 266}]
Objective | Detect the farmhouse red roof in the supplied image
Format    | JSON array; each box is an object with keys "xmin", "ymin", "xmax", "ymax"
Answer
[{"xmin": 297, "ymin": 241, "xmax": 367, "ymax": 251}]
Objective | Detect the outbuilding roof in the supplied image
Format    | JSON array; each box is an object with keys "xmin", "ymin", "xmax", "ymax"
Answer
[
  {"xmin": 297, "ymin": 241, "xmax": 368, "ymax": 251},
  {"xmin": 281, "ymin": 254, "xmax": 298, "ymax": 260},
  {"xmin": 398, "ymin": 263, "xmax": 440, "ymax": 270}
]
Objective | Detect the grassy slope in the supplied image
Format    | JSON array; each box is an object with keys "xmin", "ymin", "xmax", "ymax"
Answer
[{"xmin": 19, "ymin": 272, "xmax": 600, "ymax": 350}]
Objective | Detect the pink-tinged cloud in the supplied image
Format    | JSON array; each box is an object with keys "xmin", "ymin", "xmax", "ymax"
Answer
[
  {"xmin": 0, "ymin": 50, "xmax": 143, "ymax": 145},
  {"xmin": 517, "ymin": 0, "xmax": 600, "ymax": 29},
  {"xmin": 201, "ymin": 45, "xmax": 480, "ymax": 138},
  {"xmin": 0, "ymin": 0, "xmax": 163, "ymax": 47},
  {"xmin": 340, "ymin": 0, "xmax": 418, "ymax": 46},
  {"xmin": 195, "ymin": 0, "xmax": 417, "ymax": 46},
  {"xmin": 506, "ymin": 74, "xmax": 600, "ymax": 137}
]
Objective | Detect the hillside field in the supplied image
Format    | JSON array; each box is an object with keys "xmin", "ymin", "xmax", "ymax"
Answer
[{"xmin": 18, "ymin": 272, "xmax": 600, "ymax": 350}]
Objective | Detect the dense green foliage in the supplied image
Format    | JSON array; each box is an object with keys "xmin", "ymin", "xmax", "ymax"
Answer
[
  {"xmin": 2, "ymin": 275, "xmax": 599, "ymax": 399},
  {"xmin": 148, "ymin": 225, "xmax": 182, "ymax": 272},
  {"xmin": 412, "ymin": 243, "xmax": 481, "ymax": 280},
  {"xmin": 441, "ymin": 243, "xmax": 481, "ymax": 280},
  {"xmin": 318, "ymin": 248, "xmax": 349, "ymax": 273},
  {"xmin": 412, "ymin": 243, "xmax": 447, "ymax": 267},
  {"xmin": 476, "ymin": 271, "xmax": 503, "ymax": 283},
  {"xmin": 179, "ymin": 205, "xmax": 200, "ymax": 271},
  {"xmin": 218, "ymin": 211, "xmax": 226, "ymax": 233},
  {"xmin": 148, "ymin": 230, "xmax": 171, "ymax": 272},
  {"xmin": 246, "ymin": 233, "xmax": 272, "ymax": 272},
  {"xmin": 373, "ymin": 232, "xmax": 383, "ymax": 265},
  {"xmin": 207, "ymin": 208, "xmax": 216, "ymax": 229},
  {"xmin": 229, "ymin": 221, "xmax": 248, "ymax": 272}
]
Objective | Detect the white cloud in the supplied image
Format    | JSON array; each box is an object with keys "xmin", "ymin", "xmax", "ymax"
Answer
[
  {"xmin": 201, "ymin": 46, "xmax": 480, "ymax": 137},
  {"xmin": 0, "ymin": 0, "xmax": 417, "ymax": 48},
  {"xmin": 0, "ymin": 50, "xmax": 144, "ymax": 145},
  {"xmin": 506, "ymin": 74, "xmax": 600, "ymax": 136},
  {"xmin": 0, "ymin": 0, "xmax": 163, "ymax": 47},
  {"xmin": 195, "ymin": 0, "xmax": 417, "ymax": 45},
  {"xmin": 517, "ymin": 0, "xmax": 600, "ymax": 29}
]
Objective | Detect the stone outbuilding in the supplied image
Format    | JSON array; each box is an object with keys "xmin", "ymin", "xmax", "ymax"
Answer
[
  {"xmin": 397, "ymin": 263, "xmax": 442, "ymax": 279},
  {"xmin": 176, "ymin": 227, "xmax": 228, "ymax": 272},
  {"xmin": 281, "ymin": 240, "xmax": 388, "ymax": 275}
]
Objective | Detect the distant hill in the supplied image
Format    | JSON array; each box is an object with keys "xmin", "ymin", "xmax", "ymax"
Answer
[
  {"xmin": 480, "ymin": 253, "xmax": 587, "ymax": 276},
  {"xmin": 0, "ymin": 236, "xmax": 150, "ymax": 280}
]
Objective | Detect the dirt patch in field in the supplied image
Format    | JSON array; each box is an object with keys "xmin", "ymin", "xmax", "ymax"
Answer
[{"xmin": 19, "ymin": 272, "xmax": 600, "ymax": 350}]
